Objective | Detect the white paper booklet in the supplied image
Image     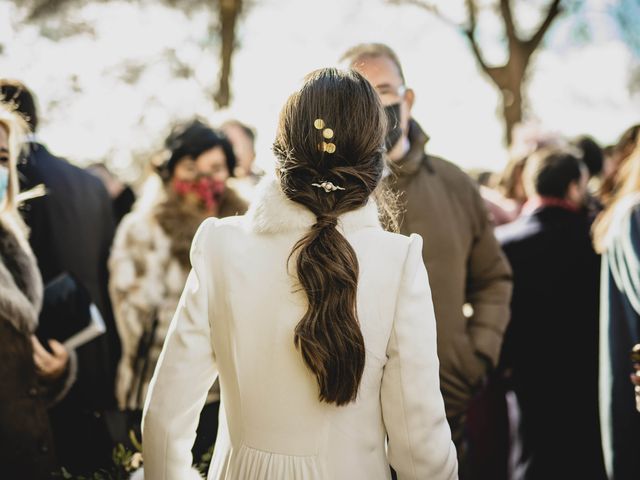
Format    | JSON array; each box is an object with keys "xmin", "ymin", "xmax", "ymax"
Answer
[{"xmin": 63, "ymin": 303, "xmax": 106, "ymax": 350}]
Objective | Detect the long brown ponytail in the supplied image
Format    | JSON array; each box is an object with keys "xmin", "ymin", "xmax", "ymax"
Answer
[{"xmin": 273, "ymin": 68, "xmax": 386, "ymax": 406}]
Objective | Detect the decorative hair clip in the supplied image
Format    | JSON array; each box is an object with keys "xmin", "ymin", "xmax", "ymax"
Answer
[
  {"xmin": 314, "ymin": 118, "xmax": 336, "ymax": 154},
  {"xmin": 312, "ymin": 181, "xmax": 345, "ymax": 193}
]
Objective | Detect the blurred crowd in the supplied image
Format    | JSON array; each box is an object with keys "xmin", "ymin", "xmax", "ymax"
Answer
[{"xmin": 0, "ymin": 42, "xmax": 639, "ymax": 480}]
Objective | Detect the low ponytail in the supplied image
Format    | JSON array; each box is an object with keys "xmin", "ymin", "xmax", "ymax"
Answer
[
  {"xmin": 274, "ymin": 67, "xmax": 388, "ymax": 406},
  {"xmin": 290, "ymin": 216, "xmax": 365, "ymax": 405}
]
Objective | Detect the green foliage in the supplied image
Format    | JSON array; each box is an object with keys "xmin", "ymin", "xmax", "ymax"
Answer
[
  {"xmin": 53, "ymin": 444, "xmax": 142, "ymax": 480},
  {"xmin": 53, "ymin": 441, "xmax": 216, "ymax": 479},
  {"xmin": 195, "ymin": 444, "xmax": 215, "ymax": 476}
]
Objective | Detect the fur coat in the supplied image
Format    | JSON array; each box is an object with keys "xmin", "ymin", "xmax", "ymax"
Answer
[
  {"xmin": 109, "ymin": 185, "xmax": 248, "ymax": 410},
  {"xmin": 0, "ymin": 214, "xmax": 77, "ymax": 480}
]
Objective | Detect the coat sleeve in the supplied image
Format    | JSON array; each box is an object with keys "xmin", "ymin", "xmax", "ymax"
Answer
[
  {"xmin": 141, "ymin": 218, "xmax": 217, "ymax": 480},
  {"xmin": 108, "ymin": 213, "xmax": 154, "ymax": 409},
  {"xmin": 381, "ymin": 234, "xmax": 458, "ymax": 480},
  {"xmin": 43, "ymin": 349, "xmax": 78, "ymax": 406},
  {"xmin": 465, "ymin": 183, "xmax": 513, "ymax": 369}
]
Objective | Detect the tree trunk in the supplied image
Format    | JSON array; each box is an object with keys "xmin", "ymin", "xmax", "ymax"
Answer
[
  {"xmin": 215, "ymin": 0, "xmax": 242, "ymax": 108},
  {"xmin": 500, "ymin": 48, "xmax": 526, "ymax": 145},
  {"xmin": 482, "ymin": 67, "xmax": 524, "ymax": 145},
  {"xmin": 457, "ymin": 0, "xmax": 561, "ymax": 146},
  {"xmin": 501, "ymin": 83, "xmax": 522, "ymax": 145}
]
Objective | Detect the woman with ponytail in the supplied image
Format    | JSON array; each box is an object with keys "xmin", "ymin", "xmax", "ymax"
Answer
[{"xmin": 142, "ymin": 68, "xmax": 457, "ymax": 480}]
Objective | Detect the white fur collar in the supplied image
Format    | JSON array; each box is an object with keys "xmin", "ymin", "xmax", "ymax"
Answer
[
  {"xmin": 0, "ymin": 214, "xmax": 43, "ymax": 333},
  {"xmin": 245, "ymin": 176, "xmax": 381, "ymax": 234}
]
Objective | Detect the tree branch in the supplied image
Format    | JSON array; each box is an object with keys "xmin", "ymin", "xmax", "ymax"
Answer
[
  {"xmin": 387, "ymin": 0, "xmax": 460, "ymax": 29},
  {"xmin": 464, "ymin": 29, "xmax": 491, "ymax": 75},
  {"xmin": 526, "ymin": 0, "xmax": 562, "ymax": 54},
  {"xmin": 465, "ymin": 0, "xmax": 478, "ymax": 31},
  {"xmin": 462, "ymin": 0, "xmax": 494, "ymax": 77},
  {"xmin": 499, "ymin": 0, "xmax": 519, "ymax": 46},
  {"xmin": 25, "ymin": 0, "xmax": 76, "ymax": 21}
]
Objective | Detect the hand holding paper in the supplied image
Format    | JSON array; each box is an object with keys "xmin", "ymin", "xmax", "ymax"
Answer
[{"xmin": 31, "ymin": 335, "xmax": 69, "ymax": 381}]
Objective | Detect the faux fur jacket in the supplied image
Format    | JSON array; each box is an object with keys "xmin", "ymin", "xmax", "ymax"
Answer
[
  {"xmin": 109, "ymin": 186, "xmax": 248, "ymax": 410},
  {"xmin": 0, "ymin": 213, "xmax": 77, "ymax": 479},
  {"xmin": 0, "ymin": 215, "xmax": 42, "ymax": 332}
]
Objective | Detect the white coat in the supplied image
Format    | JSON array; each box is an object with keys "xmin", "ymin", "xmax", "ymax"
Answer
[{"xmin": 142, "ymin": 178, "xmax": 458, "ymax": 480}]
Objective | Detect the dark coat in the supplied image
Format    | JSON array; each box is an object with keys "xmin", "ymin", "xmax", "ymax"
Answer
[
  {"xmin": 113, "ymin": 185, "xmax": 136, "ymax": 226},
  {"xmin": 384, "ymin": 120, "xmax": 513, "ymax": 446},
  {"xmin": 496, "ymin": 205, "xmax": 606, "ymax": 480},
  {"xmin": 599, "ymin": 201, "xmax": 640, "ymax": 480},
  {"xmin": 18, "ymin": 142, "xmax": 120, "ymax": 473},
  {"xmin": 0, "ymin": 215, "xmax": 75, "ymax": 480}
]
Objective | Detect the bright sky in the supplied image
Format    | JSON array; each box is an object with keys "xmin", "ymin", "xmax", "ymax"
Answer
[{"xmin": 1, "ymin": 0, "xmax": 638, "ymax": 182}]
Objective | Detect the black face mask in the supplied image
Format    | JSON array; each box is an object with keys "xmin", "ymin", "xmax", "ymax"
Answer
[{"xmin": 384, "ymin": 103, "xmax": 403, "ymax": 152}]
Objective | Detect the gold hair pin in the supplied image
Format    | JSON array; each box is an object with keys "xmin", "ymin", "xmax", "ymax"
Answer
[
  {"xmin": 314, "ymin": 118, "xmax": 336, "ymax": 154},
  {"xmin": 312, "ymin": 181, "xmax": 345, "ymax": 193}
]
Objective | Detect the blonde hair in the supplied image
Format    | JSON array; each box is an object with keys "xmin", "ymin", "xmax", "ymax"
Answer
[
  {"xmin": 0, "ymin": 103, "xmax": 27, "ymax": 217},
  {"xmin": 593, "ymin": 140, "xmax": 640, "ymax": 253}
]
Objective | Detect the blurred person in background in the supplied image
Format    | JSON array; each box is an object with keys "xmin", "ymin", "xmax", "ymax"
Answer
[
  {"xmin": 341, "ymin": 43, "xmax": 512, "ymax": 476},
  {"xmin": 496, "ymin": 148, "xmax": 605, "ymax": 480},
  {"xmin": 599, "ymin": 125, "xmax": 640, "ymax": 206},
  {"xmin": 573, "ymin": 135, "xmax": 604, "ymax": 183},
  {"xmin": 602, "ymin": 145, "xmax": 615, "ymax": 182},
  {"xmin": 482, "ymin": 157, "xmax": 528, "ymax": 226},
  {"xmin": 572, "ymin": 135, "xmax": 605, "ymax": 221},
  {"xmin": 471, "ymin": 129, "xmax": 582, "ymax": 477},
  {"xmin": 222, "ymin": 118, "xmax": 263, "ymax": 202},
  {"xmin": 0, "ymin": 101, "xmax": 76, "ymax": 480},
  {"xmin": 87, "ymin": 162, "xmax": 137, "ymax": 226},
  {"xmin": 109, "ymin": 119, "xmax": 247, "ymax": 463},
  {"xmin": 489, "ymin": 132, "xmax": 605, "ymax": 226},
  {"xmin": 466, "ymin": 168, "xmax": 516, "ymax": 227},
  {"xmin": 632, "ymin": 344, "xmax": 640, "ymax": 412},
  {"xmin": 485, "ymin": 123, "xmax": 568, "ymax": 227},
  {"xmin": 0, "ymin": 79, "xmax": 120, "ymax": 475},
  {"xmin": 593, "ymin": 138, "xmax": 640, "ymax": 480},
  {"xmin": 220, "ymin": 119, "xmax": 261, "ymax": 179}
]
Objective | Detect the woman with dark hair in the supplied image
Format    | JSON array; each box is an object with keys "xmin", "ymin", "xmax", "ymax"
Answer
[
  {"xmin": 108, "ymin": 119, "xmax": 247, "ymax": 462},
  {"xmin": 142, "ymin": 69, "xmax": 457, "ymax": 480}
]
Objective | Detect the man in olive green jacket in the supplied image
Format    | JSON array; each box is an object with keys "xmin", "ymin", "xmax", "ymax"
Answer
[{"xmin": 342, "ymin": 44, "xmax": 513, "ymax": 463}]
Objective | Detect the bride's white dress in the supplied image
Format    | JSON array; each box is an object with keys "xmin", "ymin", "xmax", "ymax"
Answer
[{"xmin": 141, "ymin": 179, "xmax": 457, "ymax": 480}]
